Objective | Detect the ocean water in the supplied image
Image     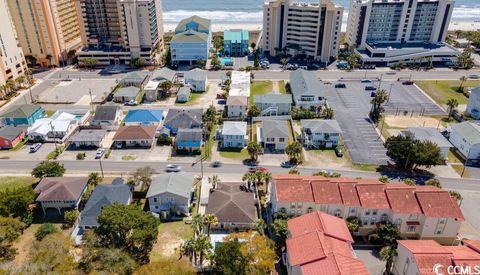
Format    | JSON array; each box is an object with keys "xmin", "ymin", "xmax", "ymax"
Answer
[{"xmin": 163, "ymin": 0, "xmax": 480, "ymax": 26}]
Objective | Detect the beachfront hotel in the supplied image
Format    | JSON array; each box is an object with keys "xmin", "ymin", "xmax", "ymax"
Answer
[
  {"xmin": 262, "ymin": 0, "xmax": 343, "ymax": 63},
  {"xmin": 74, "ymin": 0, "xmax": 164, "ymax": 66},
  {"xmin": 169, "ymin": 16, "xmax": 212, "ymax": 65},
  {"xmin": 346, "ymin": 0, "xmax": 459, "ymax": 65},
  {"xmin": 6, "ymin": 0, "xmax": 82, "ymax": 67},
  {"xmin": 0, "ymin": 0, "xmax": 27, "ymax": 85}
]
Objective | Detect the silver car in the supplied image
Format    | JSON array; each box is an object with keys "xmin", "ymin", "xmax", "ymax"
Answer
[{"xmin": 165, "ymin": 164, "xmax": 182, "ymax": 172}]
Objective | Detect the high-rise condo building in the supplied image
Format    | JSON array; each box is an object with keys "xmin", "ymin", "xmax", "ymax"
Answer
[
  {"xmin": 0, "ymin": 0, "xmax": 27, "ymax": 85},
  {"xmin": 262, "ymin": 0, "xmax": 343, "ymax": 63},
  {"xmin": 75, "ymin": 0, "xmax": 164, "ymax": 66},
  {"xmin": 7, "ymin": 0, "xmax": 82, "ymax": 67},
  {"xmin": 346, "ymin": 0, "xmax": 458, "ymax": 65}
]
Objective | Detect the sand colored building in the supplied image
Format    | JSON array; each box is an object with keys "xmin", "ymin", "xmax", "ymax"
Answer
[
  {"xmin": 0, "ymin": 0, "xmax": 27, "ymax": 85},
  {"xmin": 263, "ymin": 0, "xmax": 343, "ymax": 62},
  {"xmin": 7, "ymin": 0, "xmax": 82, "ymax": 66}
]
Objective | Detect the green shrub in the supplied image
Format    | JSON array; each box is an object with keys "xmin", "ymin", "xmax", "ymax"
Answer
[
  {"xmin": 35, "ymin": 223, "xmax": 59, "ymax": 241},
  {"xmin": 76, "ymin": 152, "xmax": 86, "ymax": 160}
]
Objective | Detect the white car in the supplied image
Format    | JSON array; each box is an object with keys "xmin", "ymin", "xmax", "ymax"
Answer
[
  {"xmin": 165, "ymin": 164, "xmax": 182, "ymax": 172},
  {"xmin": 95, "ymin": 148, "xmax": 105, "ymax": 159},
  {"xmin": 469, "ymin": 74, "xmax": 480, "ymax": 79}
]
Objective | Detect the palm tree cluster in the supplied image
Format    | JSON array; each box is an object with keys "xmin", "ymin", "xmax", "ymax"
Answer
[
  {"xmin": 242, "ymin": 171, "xmax": 272, "ymax": 192},
  {"xmin": 285, "ymin": 141, "xmax": 302, "ymax": 164},
  {"xmin": 246, "ymin": 141, "xmax": 262, "ymax": 162},
  {"xmin": 369, "ymin": 89, "xmax": 389, "ymax": 122},
  {"xmin": 181, "ymin": 213, "xmax": 218, "ymax": 267},
  {"xmin": 0, "ymin": 75, "xmax": 28, "ymax": 100}
]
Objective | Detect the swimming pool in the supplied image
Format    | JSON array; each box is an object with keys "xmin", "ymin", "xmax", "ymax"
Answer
[{"xmin": 221, "ymin": 57, "xmax": 234, "ymax": 66}]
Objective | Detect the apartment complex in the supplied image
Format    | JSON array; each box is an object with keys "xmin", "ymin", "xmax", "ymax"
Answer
[
  {"xmin": 170, "ymin": 16, "xmax": 212, "ymax": 65},
  {"xmin": 346, "ymin": 0, "xmax": 458, "ymax": 65},
  {"xmin": 270, "ymin": 175, "xmax": 464, "ymax": 245},
  {"xmin": 0, "ymin": 0, "xmax": 27, "ymax": 85},
  {"xmin": 75, "ymin": 0, "xmax": 164, "ymax": 66},
  {"xmin": 393, "ymin": 240, "xmax": 480, "ymax": 275},
  {"xmin": 7, "ymin": 0, "xmax": 82, "ymax": 67},
  {"xmin": 263, "ymin": 0, "xmax": 343, "ymax": 63},
  {"xmin": 223, "ymin": 29, "xmax": 249, "ymax": 57}
]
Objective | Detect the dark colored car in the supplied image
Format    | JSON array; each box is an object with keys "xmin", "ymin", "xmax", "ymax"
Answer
[
  {"xmin": 335, "ymin": 148, "xmax": 343, "ymax": 157},
  {"xmin": 370, "ymin": 91, "xmax": 376, "ymax": 97},
  {"xmin": 365, "ymin": 85, "xmax": 377, "ymax": 91},
  {"xmin": 211, "ymin": 161, "xmax": 222, "ymax": 168},
  {"xmin": 402, "ymin": 80, "xmax": 414, "ymax": 85},
  {"xmin": 335, "ymin": 83, "xmax": 346, "ymax": 88}
]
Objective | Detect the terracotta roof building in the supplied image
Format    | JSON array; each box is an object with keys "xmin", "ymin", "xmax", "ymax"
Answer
[
  {"xmin": 205, "ymin": 182, "xmax": 259, "ymax": 232},
  {"xmin": 113, "ymin": 125, "xmax": 157, "ymax": 148},
  {"xmin": 271, "ymin": 175, "xmax": 464, "ymax": 244},
  {"xmin": 285, "ymin": 211, "xmax": 370, "ymax": 275},
  {"xmin": 34, "ymin": 177, "xmax": 89, "ymax": 216},
  {"xmin": 394, "ymin": 240, "xmax": 480, "ymax": 275}
]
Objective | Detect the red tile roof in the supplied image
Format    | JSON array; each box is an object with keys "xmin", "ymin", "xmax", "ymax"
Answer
[
  {"xmin": 113, "ymin": 125, "xmax": 157, "ymax": 140},
  {"xmin": 465, "ymin": 240, "xmax": 480, "ymax": 254},
  {"xmin": 356, "ymin": 184, "xmax": 390, "ymax": 209},
  {"xmin": 416, "ymin": 191, "xmax": 465, "ymax": 220},
  {"xmin": 286, "ymin": 212, "xmax": 369, "ymax": 275},
  {"xmin": 272, "ymin": 175, "xmax": 464, "ymax": 219},
  {"xmin": 385, "ymin": 189, "xmax": 422, "ymax": 214},
  {"xmin": 312, "ymin": 180, "xmax": 343, "ymax": 204}
]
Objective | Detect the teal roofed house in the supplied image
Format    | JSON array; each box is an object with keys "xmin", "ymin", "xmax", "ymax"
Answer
[
  {"xmin": 170, "ymin": 16, "xmax": 212, "ymax": 65},
  {"xmin": 1, "ymin": 105, "xmax": 45, "ymax": 126},
  {"xmin": 224, "ymin": 29, "xmax": 249, "ymax": 57}
]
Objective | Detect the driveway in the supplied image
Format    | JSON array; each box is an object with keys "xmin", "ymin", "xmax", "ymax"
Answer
[
  {"xmin": 0, "ymin": 143, "xmax": 57, "ymax": 161},
  {"xmin": 354, "ymin": 248, "xmax": 385, "ymax": 275}
]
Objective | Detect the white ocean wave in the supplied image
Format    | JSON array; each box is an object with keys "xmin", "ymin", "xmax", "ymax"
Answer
[
  {"xmin": 451, "ymin": 6, "xmax": 480, "ymax": 20},
  {"xmin": 163, "ymin": 10, "xmax": 264, "ymax": 23}
]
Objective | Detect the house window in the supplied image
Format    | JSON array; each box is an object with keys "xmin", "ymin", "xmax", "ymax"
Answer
[
  {"xmin": 307, "ymin": 207, "xmax": 313, "ymax": 213},
  {"xmin": 153, "ymin": 198, "xmax": 157, "ymax": 203},
  {"xmin": 372, "ymin": 209, "xmax": 378, "ymax": 215},
  {"xmin": 370, "ymin": 217, "xmax": 377, "ymax": 225},
  {"xmin": 297, "ymin": 202, "xmax": 303, "ymax": 208},
  {"xmin": 350, "ymin": 208, "xmax": 356, "ymax": 214},
  {"xmin": 407, "ymin": 225, "xmax": 416, "ymax": 232},
  {"xmin": 279, "ymin": 138, "xmax": 285, "ymax": 142},
  {"xmin": 438, "ymin": 218, "xmax": 447, "ymax": 224},
  {"xmin": 362, "ymin": 217, "xmax": 369, "ymax": 226},
  {"xmin": 365, "ymin": 209, "xmax": 370, "ymax": 215},
  {"xmin": 334, "ymin": 209, "xmax": 342, "ymax": 217},
  {"xmin": 380, "ymin": 214, "xmax": 388, "ymax": 222},
  {"xmin": 409, "ymin": 213, "xmax": 418, "ymax": 220},
  {"xmin": 290, "ymin": 202, "xmax": 295, "ymax": 209}
]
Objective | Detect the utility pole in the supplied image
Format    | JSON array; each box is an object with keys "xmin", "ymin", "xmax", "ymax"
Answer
[
  {"xmin": 387, "ymin": 83, "xmax": 394, "ymax": 103},
  {"xmin": 29, "ymin": 86, "xmax": 34, "ymax": 103},
  {"xmin": 89, "ymin": 89, "xmax": 94, "ymax": 113},
  {"xmin": 461, "ymin": 148, "xmax": 471, "ymax": 177},
  {"xmin": 49, "ymin": 121, "xmax": 57, "ymax": 150},
  {"xmin": 99, "ymin": 157, "xmax": 104, "ymax": 178}
]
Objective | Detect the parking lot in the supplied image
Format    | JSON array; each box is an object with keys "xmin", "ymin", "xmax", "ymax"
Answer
[
  {"xmin": 0, "ymin": 143, "xmax": 57, "ymax": 161},
  {"xmin": 325, "ymin": 80, "xmax": 445, "ymax": 165},
  {"xmin": 38, "ymin": 79, "xmax": 117, "ymax": 105}
]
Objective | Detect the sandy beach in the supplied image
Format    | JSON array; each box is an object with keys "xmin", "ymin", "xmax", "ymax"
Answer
[{"xmin": 449, "ymin": 21, "xmax": 480, "ymax": 31}]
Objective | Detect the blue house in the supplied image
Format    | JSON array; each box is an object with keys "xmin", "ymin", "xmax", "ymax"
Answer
[
  {"xmin": 176, "ymin": 128, "xmax": 203, "ymax": 152},
  {"xmin": 163, "ymin": 108, "xmax": 203, "ymax": 135},
  {"xmin": 123, "ymin": 109, "xmax": 163, "ymax": 126},
  {"xmin": 224, "ymin": 29, "xmax": 249, "ymax": 57},
  {"xmin": 1, "ymin": 105, "xmax": 45, "ymax": 126},
  {"xmin": 170, "ymin": 16, "xmax": 212, "ymax": 65}
]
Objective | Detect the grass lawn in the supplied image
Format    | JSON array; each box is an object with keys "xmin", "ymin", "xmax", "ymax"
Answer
[
  {"xmin": 9, "ymin": 138, "xmax": 28, "ymax": 151},
  {"xmin": 448, "ymin": 149, "xmax": 463, "ymax": 164},
  {"xmin": 121, "ymin": 155, "xmax": 137, "ymax": 161},
  {"xmin": 175, "ymin": 92, "xmax": 203, "ymax": 106},
  {"xmin": 202, "ymin": 125, "xmax": 216, "ymax": 160},
  {"xmin": 0, "ymin": 176, "xmax": 37, "ymax": 192},
  {"xmin": 250, "ymin": 81, "xmax": 273, "ymax": 105},
  {"xmin": 278, "ymin": 80, "xmax": 286, "ymax": 94},
  {"xmin": 45, "ymin": 110, "xmax": 56, "ymax": 117},
  {"xmin": 150, "ymin": 221, "xmax": 194, "ymax": 262},
  {"xmin": 219, "ymin": 146, "xmax": 249, "ymax": 159},
  {"xmin": 415, "ymin": 80, "xmax": 480, "ymax": 105}
]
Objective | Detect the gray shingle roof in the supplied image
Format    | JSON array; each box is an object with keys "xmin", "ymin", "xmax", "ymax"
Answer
[
  {"xmin": 451, "ymin": 122, "xmax": 480, "ymax": 144},
  {"xmin": 263, "ymin": 120, "xmax": 289, "ymax": 138},
  {"xmin": 147, "ymin": 173, "xmax": 194, "ymax": 199},
  {"xmin": 164, "ymin": 108, "xmax": 203, "ymax": 130},
  {"xmin": 0, "ymin": 125, "xmax": 25, "ymax": 140},
  {"xmin": 178, "ymin": 87, "xmax": 191, "ymax": 96},
  {"xmin": 185, "ymin": 69, "xmax": 207, "ymax": 82},
  {"xmin": 79, "ymin": 182, "xmax": 131, "ymax": 227},
  {"xmin": 205, "ymin": 182, "xmax": 258, "ymax": 224},
  {"xmin": 115, "ymin": 86, "xmax": 140, "ymax": 97},
  {"xmin": 177, "ymin": 128, "xmax": 203, "ymax": 141},
  {"xmin": 93, "ymin": 105, "xmax": 120, "ymax": 121},
  {"xmin": 404, "ymin": 127, "xmax": 452, "ymax": 148},
  {"xmin": 35, "ymin": 177, "xmax": 88, "ymax": 202},
  {"xmin": 289, "ymin": 69, "xmax": 324, "ymax": 98},
  {"xmin": 1, "ymin": 104, "xmax": 41, "ymax": 118},
  {"xmin": 151, "ymin": 68, "xmax": 176, "ymax": 82},
  {"xmin": 254, "ymin": 93, "xmax": 292, "ymax": 104},
  {"xmin": 301, "ymin": 119, "xmax": 342, "ymax": 134},
  {"xmin": 69, "ymin": 129, "xmax": 107, "ymax": 142},
  {"xmin": 120, "ymin": 71, "xmax": 149, "ymax": 84}
]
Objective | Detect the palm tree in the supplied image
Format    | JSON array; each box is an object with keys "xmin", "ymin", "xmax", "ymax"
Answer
[
  {"xmin": 0, "ymin": 84, "xmax": 6, "ymax": 100},
  {"xmin": 285, "ymin": 141, "xmax": 303, "ymax": 164},
  {"xmin": 208, "ymin": 175, "xmax": 220, "ymax": 189},
  {"xmin": 242, "ymin": 172, "xmax": 257, "ymax": 190},
  {"xmin": 204, "ymin": 214, "xmax": 218, "ymax": 236},
  {"xmin": 280, "ymin": 58, "xmax": 288, "ymax": 69},
  {"xmin": 182, "ymin": 238, "xmax": 196, "ymax": 263},
  {"xmin": 322, "ymin": 107, "xmax": 334, "ymax": 119},
  {"xmin": 446, "ymin": 98, "xmax": 459, "ymax": 121},
  {"xmin": 191, "ymin": 214, "xmax": 205, "ymax": 236},
  {"xmin": 253, "ymin": 219, "xmax": 266, "ymax": 235},
  {"xmin": 5, "ymin": 79, "xmax": 15, "ymax": 95},
  {"xmin": 425, "ymin": 178, "xmax": 442, "ymax": 188},
  {"xmin": 449, "ymin": 190, "xmax": 463, "ymax": 205},
  {"xmin": 247, "ymin": 105, "xmax": 261, "ymax": 119},
  {"xmin": 370, "ymin": 89, "xmax": 389, "ymax": 122},
  {"xmin": 159, "ymin": 80, "xmax": 173, "ymax": 98},
  {"xmin": 458, "ymin": 76, "xmax": 468, "ymax": 92},
  {"xmin": 194, "ymin": 235, "xmax": 212, "ymax": 265},
  {"xmin": 259, "ymin": 171, "xmax": 273, "ymax": 191},
  {"xmin": 289, "ymin": 168, "xmax": 300, "ymax": 174},
  {"xmin": 380, "ymin": 245, "xmax": 397, "ymax": 274},
  {"xmin": 246, "ymin": 141, "xmax": 262, "ymax": 161},
  {"xmin": 15, "ymin": 76, "xmax": 26, "ymax": 89}
]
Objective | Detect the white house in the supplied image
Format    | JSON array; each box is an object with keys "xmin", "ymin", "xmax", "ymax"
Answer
[
  {"xmin": 27, "ymin": 112, "xmax": 79, "ymax": 142},
  {"xmin": 254, "ymin": 93, "xmax": 292, "ymax": 116},
  {"xmin": 184, "ymin": 69, "xmax": 208, "ymax": 92},
  {"xmin": 170, "ymin": 16, "xmax": 212, "ymax": 65},
  {"xmin": 289, "ymin": 69, "xmax": 326, "ymax": 109},
  {"xmin": 146, "ymin": 173, "xmax": 194, "ymax": 215},
  {"xmin": 177, "ymin": 87, "xmax": 191, "ymax": 103},
  {"xmin": 401, "ymin": 127, "xmax": 453, "ymax": 161},
  {"xmin": 229, "ymin": 71, "xmax": 251, "ymax": 97},
  {"xmin": 226, "ymin": 96, "xmax": 248, "ymax": 118},
  {"xmin": 301, "ymin": 119, "xmax": 342, "ymax": 148},
  {"xmin": 144, "ymin": 68, "xmax": 177, "ymax": 101},
  {"xmin": 466, "ymin": 86, "xmax": 480, "ymax": 119},
  {"xmin": 449, "ymin": 122, "xmax": 480, "ymax": 166},
  {"xmin": 260, "ymin": 119, "xmax": 290, "ymax": 151},
  {"xmin": 221, "ymin": 121, "xmax": 248, "ymax": 148}
]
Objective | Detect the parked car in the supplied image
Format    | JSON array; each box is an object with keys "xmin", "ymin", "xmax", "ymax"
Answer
[
  {"xmin": 469, "ymin": 74, "xmax": 480, "ymax": 79},
  {"xmin": 452, "ymin": 110, "xmax": 464, "ymax": 122},
  {"xmin": 124, "ymin": 99, "xmax": 138, "ymax": 106},
  {"xmin": 386, "ymin": 71, "xmax": 397, "ymax": 75},
  {"xmin": 29, "ymin": 143, "xmax": 42, "ymax": 153},
  {"xmin": 95, "ymin": 148, "xmax": 105, "ymax": 159},
  {"xmin": 361, "ymin": 79, "xmax": 372, "ymax": 83},
  {"xmin": 165, "ymin": 164, "xmax": 182, "ymax": 172},
  {"xmin": 365, "ymin": 85, "xmax": 377, "ymax": 91},
  {"xmin": 217, "ymin": 99, "xmax": 226, "ymax": 105},
  {"xmin": 281, "ymin": 161, "xmax": 293, "ymax": 168},
  {"xmin": 402, "ymin": 80, "xmax": 414, "ymax": 85},
  {"xmin": 249, "ymin": 166, "xmax": 268, "ymax": 173},
  {"xmin": 211, "ymin": 161, "xmax": 222, "ymax": 168},
  {"xmin": 335, "ymin": 83, "xmax": 346, "ymax": 88},
  {"xmin": 335, "ymin": 147, "xmax": 343, "ymax": 157}
]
